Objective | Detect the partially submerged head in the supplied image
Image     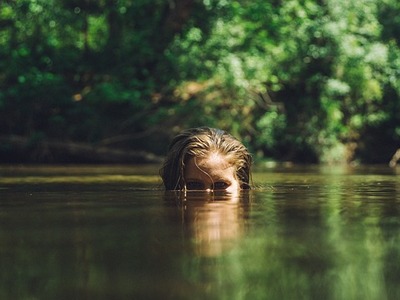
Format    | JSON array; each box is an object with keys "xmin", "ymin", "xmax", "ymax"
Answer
[{"xmin": 160, "ymin": 127, "xmax": 252, "ymax": 191}]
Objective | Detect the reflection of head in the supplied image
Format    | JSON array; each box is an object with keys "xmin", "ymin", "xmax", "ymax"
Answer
[
  {"xmin": 160, "ymin": 127, "xmax": 252, "ymax": 190},
  {"xmin": 164, "ymin": 190, "xmax": 251, "ymax": 257}
]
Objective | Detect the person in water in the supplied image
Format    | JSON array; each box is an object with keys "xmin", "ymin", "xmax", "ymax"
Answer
[{"xmin": 160, "ymin": 127, "xmax": 252, "ymax": 191}]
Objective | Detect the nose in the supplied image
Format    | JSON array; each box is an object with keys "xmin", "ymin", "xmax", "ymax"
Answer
[{"xmin": 200, "ymin": 180, "xmax": 214, "ymax": 191}]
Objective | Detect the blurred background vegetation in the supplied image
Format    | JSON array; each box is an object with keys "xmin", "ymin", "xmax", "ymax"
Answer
[{"xmin": 0, "ymin": 0, "xmax": 399, "ymax": 164}]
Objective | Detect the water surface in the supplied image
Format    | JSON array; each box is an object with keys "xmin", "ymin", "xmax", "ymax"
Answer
[{"xmin": 1, "ymin": 164, "xmax": 399, "ymax": 299}]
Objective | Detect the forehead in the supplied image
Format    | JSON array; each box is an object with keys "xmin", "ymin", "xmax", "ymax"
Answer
[{"xmin": 184, "ymin": 153, "xmax": 236, "ymax": 180}]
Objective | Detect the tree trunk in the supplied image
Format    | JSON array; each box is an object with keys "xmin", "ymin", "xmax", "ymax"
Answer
[{"xmin": 0, "ymin": 135, "xmax": 163, "ymax": 164}]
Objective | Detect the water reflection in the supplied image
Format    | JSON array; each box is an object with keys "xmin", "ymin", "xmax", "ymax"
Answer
[
  {"xmin": 2, "ymin": 165, "xmax": 400, "ymax": 299},
  {"xmin": 247, "ymin": 178, "xmax": 400, "ymax": 300},
  {"xmin": 164, "ymin": 190, "xmax": 251, "ymax": 257}
]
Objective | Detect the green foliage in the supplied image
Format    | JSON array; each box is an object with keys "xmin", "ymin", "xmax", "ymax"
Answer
[{"xmin": 0, "ymin": 0, "xmax": 399, "ymax": 163}]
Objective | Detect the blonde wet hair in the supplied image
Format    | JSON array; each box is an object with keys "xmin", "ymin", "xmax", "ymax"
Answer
[{"xmin": 160, "ymin": 127, "xmax": 252, "ymax": 190}]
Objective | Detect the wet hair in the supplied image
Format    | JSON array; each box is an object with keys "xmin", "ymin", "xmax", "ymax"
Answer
[{"xmin": 160, "ymin": 127, "xmax": 252, "ymax": 190}]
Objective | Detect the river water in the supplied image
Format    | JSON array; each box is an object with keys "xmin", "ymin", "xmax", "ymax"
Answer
[{"xmin": 1, "ymin": 164, "xmax": 399, "ymax": 299}]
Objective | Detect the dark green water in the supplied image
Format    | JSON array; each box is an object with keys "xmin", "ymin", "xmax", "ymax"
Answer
[{"xmin": 1, "ymin": 165, "xmax": 400, "ymax": 299}]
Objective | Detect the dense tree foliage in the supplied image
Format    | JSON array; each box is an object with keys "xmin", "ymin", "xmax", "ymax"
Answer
[{"xmin": 0, "ymin": 0, "xmax": 399, "ymax": 163}]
